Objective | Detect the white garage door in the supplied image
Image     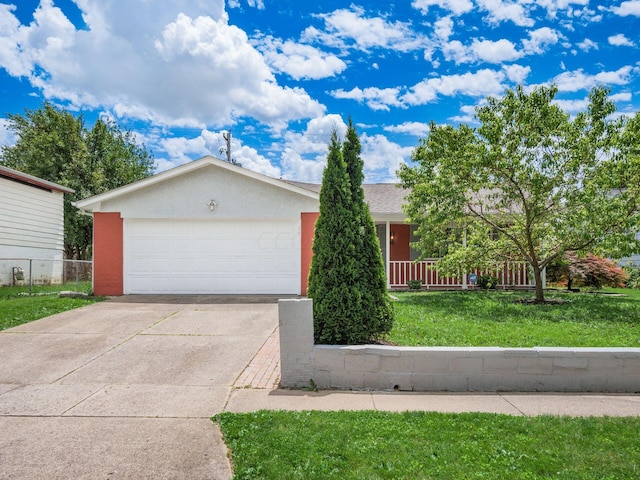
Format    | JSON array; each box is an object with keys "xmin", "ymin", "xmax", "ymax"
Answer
[{"xmin": 124, "ymin": 219, "xmax": 300, "ymax": 294}]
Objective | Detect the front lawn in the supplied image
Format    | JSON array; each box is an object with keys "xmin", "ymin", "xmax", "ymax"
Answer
[
  {"xmin": 215, "ymin": 410, "xmax": 640, "ymax": 479},
  {"xmin": 389, "ymin": 289, "xmax": 640, "ymax": 347},
  {"xmin": 0, "ymin": 283, "xmax": 101, "ymax": 331}
]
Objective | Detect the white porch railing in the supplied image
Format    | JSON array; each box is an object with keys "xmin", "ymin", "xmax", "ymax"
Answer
[{"xmin": 389, "ymin": 259, "xmax": 535, "ymax": 289}]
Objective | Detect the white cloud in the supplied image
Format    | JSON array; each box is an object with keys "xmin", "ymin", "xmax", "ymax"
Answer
[
  {"xmin": 279, "ymin": 114, "xmax": 348, "ymax": 182},
  {"xmin": 503, "ymin": 64, "xmax": 531, "ymax": 83},
  {"xmin": 553, "ymin": 97, "xmax": 590, "ymax": 113},
  {"xmin": 577, "ymin": 38, "xmax": 598, "ymax": 51},
  {"xmin": 402, "ymin": 69, "xmax": 508, "ymax": 106},
  {"xmin": 0, "ymin": 0, "xmax": 324, "ymax": 132},
  {"xmin": 523, "ymin": 27, "xmax": 560, "ymax": 54},
  {"xmin": 608, "ymin": 34, "xmax": 635, "ymax": 47},
  {"xmin": 335, "ymin": 70, "xmax": 511, "ymax": 111},
  {"xmin": 276, "ymin": 115, "xmax": 408, "ymax": 183},
  {"xmin": 472, "ymin": 39, "xmax": 522, "ymax": 63},
  {"xmin": 255, "ymin": 36, "xmax": 347, "ymax": 80},
  {"xmin": 0, "ymin": 118, "xmax": 16, "ymax": 147},
  {"xmin": 411, "ymin": 0, "xmax": 474, "ymax": 16},
  {"xmin": 433, "ymin": 16, "xmax": 454, "ymax": 41},
  {"xmin": 612, "ymin": 1, "xmax": 640, "ymax": 17},
  {"xmin": 449, "ymin": 104, "xmax": 479, "ymax": 123},
  {"xmin": 384, "ymin": 122, "xmax": 431, "ymax": 136},
  {"xmin": 610, "ymin": 92, "xmax": 632, "ymax": 102},
  {"xmin": 536, "ymin": 0, "xmax": 589, "ymax": 19},
  {"xmin": 442, "ymin": 38, "xmax": 523, "ymax": 65},
  {"xmin": 476, "ymin": 0, "xmax": 535, "ymax": 27},
  {"xmin": 330, "ymin": 86, "xmax": 404, "ymax": 111},
  {"xmin": 553, "ymin": 66, "xmax": 634, "ymax": 92},
  {"xmin": 442, "ymin": 40, "xmax": 475, "ymax": 64},
  {"xmin": 301, "ymin": 6, "xmax": 426, "ymax": 53},
  {"xmin": 149, "ymin": 128, "xmax": 280, "ymax": 176},
  {"xmin": 360, "ymin": 133, "xmax": 414, "ymax": 182}
]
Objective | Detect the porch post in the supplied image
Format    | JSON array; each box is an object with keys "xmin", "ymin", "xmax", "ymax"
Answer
[
  {"xmin": 386, "ymin": 221, "xmax": 391, "ymax": 289},
  {"xmin": 461, "ymin": 228, "xmax": 468, "ymax": 290}
]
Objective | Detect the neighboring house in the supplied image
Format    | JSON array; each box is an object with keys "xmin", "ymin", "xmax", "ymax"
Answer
[
  {"xmin": 0, "ymin": 166, "xmax": 74, "ymax": 286},
  {"xmin": 74, "ymin": 156, "xmax": 533, "ymax": 296},
  {"xmin": 620, "ymin": 232, "xmax": 640, "ymax": 267}
]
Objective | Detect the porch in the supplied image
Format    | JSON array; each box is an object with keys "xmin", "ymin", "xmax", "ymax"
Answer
[{"xmin": 376, "ymin": 222, "xmax": 538, "ymax": 290}]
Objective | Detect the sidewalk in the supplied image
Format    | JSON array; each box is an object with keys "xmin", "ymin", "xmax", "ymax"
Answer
[{"xmin": 230, "ymin": 328, "xmax": 640, "ymax": 417}]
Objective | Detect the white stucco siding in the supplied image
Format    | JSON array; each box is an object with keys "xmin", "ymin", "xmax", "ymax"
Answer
[
  {"xmin": 99, "ymin": 166, "xmax": 319, "ymax": 220},
  {"xmin": 0, "ymin": 178, "xmax": 65, "ymax": 252}
]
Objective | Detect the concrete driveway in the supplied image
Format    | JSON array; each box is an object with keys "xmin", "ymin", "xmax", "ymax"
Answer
[{"xmin": 0, "ymin": 296, "xmax": 281, "ymax": 479}]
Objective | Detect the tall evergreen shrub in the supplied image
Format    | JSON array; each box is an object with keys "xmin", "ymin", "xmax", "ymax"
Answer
[
  {"xmin": 307, "ymin": 124, "xmax": 394, "ymax": 344},
  {"xmin": 343, "ymin": 119, "xmax": 394, "ymax": 340}
]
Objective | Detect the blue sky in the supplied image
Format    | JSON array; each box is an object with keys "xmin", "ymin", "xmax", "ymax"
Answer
[{"xmin": 1, "ymin": 0, "xmax": 639, "ymax": 183}]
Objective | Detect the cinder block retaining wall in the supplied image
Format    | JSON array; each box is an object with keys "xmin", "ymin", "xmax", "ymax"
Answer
[{"xmin": 279, "ymin": 299, "xmax": 640, "ymax": 393}]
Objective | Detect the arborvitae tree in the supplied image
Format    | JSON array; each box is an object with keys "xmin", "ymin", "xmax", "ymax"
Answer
[
  {"xmin": 343, "ymin": 118, "xmax": 394, "ymax": 340},
  {"xmin": 307, "ymin": 130, "xmax": 363, "ymax": 344},
  {"xmin": 308, "ymin": 125, "xmax": 394, "ymax": 344}
]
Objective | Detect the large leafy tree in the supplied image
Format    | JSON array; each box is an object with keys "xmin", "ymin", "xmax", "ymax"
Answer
[
  {"xmin": 1, "ymin": 102, "xmax": 154, "ymax": 259},
  {"xmin": 308, "ymin": 126, "xmax": 394, "ymax": 344},
  {"xmin": 398, "ymin": 85, "xmax": 640, "ymax": 303}
]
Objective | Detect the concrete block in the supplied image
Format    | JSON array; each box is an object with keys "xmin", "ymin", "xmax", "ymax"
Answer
[
  {"xmin": 413, "ymin": 355, "xmax": 450, "ymax": 374},
  {"xmin": 622, "ymin": 357, "xmax": 640, "ymax": 375},
  {"xmin": 380, "ymin": 354, "xmax": 415, "ymax": 373},
  {"xmin": 363, "ymin": 372, "xmax": 412, "ymax": 391},
  {"xmin": 314, "ymin": 348, "xmax": 345, "ymax": 370},
  {"xmin": 432, "ymin": 375, "xmax": 468, "ymax": 392},
  {"xmin": 449, "ymin": 356, "xmax": 483, "ymax": 374},
  {"xmin": 312, "ymin": 370, "xmax": 331, "ymax": 389},
  {"xmin": 410, "ymin": 374, "xmax": 435, "ymax": 391},
  {"xmin": 553, "ymin": 356, "xmax": 589, "ymax": 370},
  {"xmin": 587, "ymin": 357, "xmax": 625, "ymax": 376},
  {"xmin": 330, "ymin": 370, "xmax": 364, "ymax": 390},
  {"xmin": 344, "ymin": 353, "xmax": 380, "ymax": 372},
  {"xmin": 467, "ymin": 374, "xmax": 511, "ymax": 392},
  {"xmin": 518, "ymin": 357, "xmax": 554, "ymax": 375},
  {"xmin": 482, "ymin": 355, "xmax": 519, "ymax": 374},
  {"xmin": 361, "ymin": 346, "xmax": 402, "ymax": 357}
]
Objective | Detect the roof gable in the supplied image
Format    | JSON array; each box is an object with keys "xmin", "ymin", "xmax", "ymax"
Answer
[{"xmin": 74, "ymin": 156, "xmax": 319, "ymax": 213}]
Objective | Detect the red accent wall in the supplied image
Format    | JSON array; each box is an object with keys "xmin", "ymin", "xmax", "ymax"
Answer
[
  {"xmin": 390, "ymin": 224, "xmax": 411, "ymax": 261},
  {"xmin": 300, "ymin": 212, "xmax": 320, "ymax": 296},
  {"xmin": 93, "ymin": 212, "xmax": 124, "ymax": 296}
]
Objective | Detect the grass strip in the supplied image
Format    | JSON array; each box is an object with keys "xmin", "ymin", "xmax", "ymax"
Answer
[
  {"xmin": 215, "ymin": 410, "xmax": 640, "ymax": 480},
  {"xmin": 0, "ymin": 283, "xmax": 100, "ymax": 330},
  {"xmin": 390, "ymin": 289, "xmax": 640, "ymax": 347}
]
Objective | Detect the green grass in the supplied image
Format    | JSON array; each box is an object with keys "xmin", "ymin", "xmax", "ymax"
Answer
[
  {"xmin": 389, "ymin": 289, "xmax": 640, "ymax": 347},
  {"xmin": 0, "ymin": 283, "xmax": 101, "ymax": 331},
  {"xmin": 215, "ymin": 410, "xmax": 640, "ymax": 479}
]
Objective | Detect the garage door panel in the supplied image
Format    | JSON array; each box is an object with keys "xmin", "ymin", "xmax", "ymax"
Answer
[{"xmin": 124, "ymin": 219, "xmax": 300, "ymax": 294}]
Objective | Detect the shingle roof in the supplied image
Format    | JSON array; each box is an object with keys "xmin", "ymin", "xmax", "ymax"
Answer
[{"xmin": 283, "ymin": 180, "xmax": 408, "ymax": 215}]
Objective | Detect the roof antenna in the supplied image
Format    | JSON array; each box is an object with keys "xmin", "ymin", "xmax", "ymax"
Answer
[{"xmin": 221, "ymin": 131, "xmax": 232, "ymax": 163}]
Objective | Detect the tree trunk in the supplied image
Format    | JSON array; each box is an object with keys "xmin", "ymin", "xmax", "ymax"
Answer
[{"xmin": 532, "ymin": 264, "xmax": 545, "ymax": 303}]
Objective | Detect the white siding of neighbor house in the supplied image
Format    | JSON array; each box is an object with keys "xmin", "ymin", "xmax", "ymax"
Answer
[
  {"xmin": 619, "ymin": 232, "xmax": 640, "ymax": 266},
  {"xmin": 98, "ymin": 166, "xmax": 319, "ymax": 220},
  {"xmin": 0, "ymin": 177, "xmax": 66, "ymax": 285}
]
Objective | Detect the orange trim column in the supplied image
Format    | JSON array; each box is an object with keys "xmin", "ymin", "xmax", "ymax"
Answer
[
  {"xmin": 300, "ymin": 212, "xmax": 319, "ymax": 296},
  {"xmin": 93, "ymin": 212, "xmax": 124, "ymax": 296}
]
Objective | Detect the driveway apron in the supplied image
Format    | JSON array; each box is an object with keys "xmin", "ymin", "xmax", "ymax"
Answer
[{"xmin": 0, "ymin": 296, "xmax": 279, "ymax": 479}]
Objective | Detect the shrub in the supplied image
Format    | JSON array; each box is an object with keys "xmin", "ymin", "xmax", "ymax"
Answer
[
  {"xmin": 477, "ymin": 275, "xmax": 499, "ymax": 290},
  {"xmin": 407, "ymin": 279, "xmax": 422, "ymax": 290},
  {"xmin": 549, "ymin": 253, "xmax": 628, "ymax": 290},
  {"xmin": 623, "ymin": 265, "xmax": 640, "ymax": 289}
]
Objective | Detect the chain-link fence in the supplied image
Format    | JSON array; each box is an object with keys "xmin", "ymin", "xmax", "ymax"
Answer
[{"xmin": 0, "ymin": 258, "xmax": 92, "ymax": 294}]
